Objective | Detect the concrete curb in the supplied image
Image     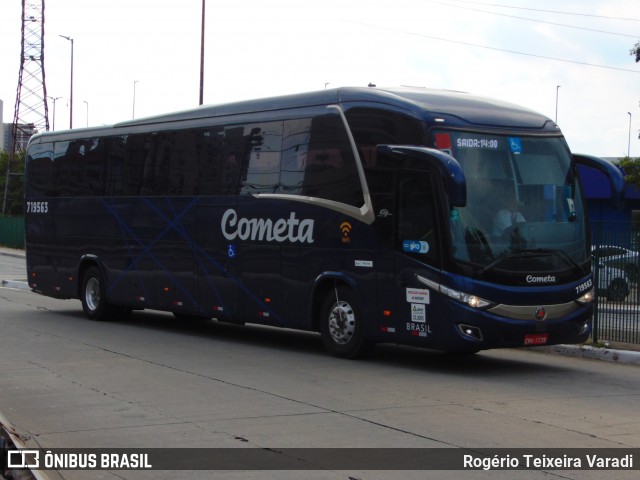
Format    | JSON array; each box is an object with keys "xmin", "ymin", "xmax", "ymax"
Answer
[
  {"xmin": 1, "ymin": 279, "xmax": 29, "ymax": 290},
  {"xmin": 532, "ymin": 344, "xmax": 640, "ymax": 366},
  {"xmin": 0, "ymin": 248, "xmax": 25, "ymax": 259}
]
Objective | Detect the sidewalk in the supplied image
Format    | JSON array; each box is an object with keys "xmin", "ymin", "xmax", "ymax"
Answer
[
  {"xmin": 1, "ymin": 246, "xmax": 639, "ymax": 366},
  {"xmin": 0, "ymin": 246, "xmax": 26, "ymax": 258},
  {"xmin": 0, "ymin": 246, "xmax": 28, "ymax": 289}
]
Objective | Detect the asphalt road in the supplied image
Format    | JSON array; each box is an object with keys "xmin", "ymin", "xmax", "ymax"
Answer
[{"xmin": 0, "ymin": 258, "xmax": 639, "ymax": 480}]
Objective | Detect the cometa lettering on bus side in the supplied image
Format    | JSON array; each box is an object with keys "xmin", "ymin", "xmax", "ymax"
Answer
[
  {"xmin": 526, "ymin": 274, "xmax": 557, "ymax": 284},
  {"xmin": 221, "ymin": 208, "xmax": 315, "ymax": 244}
]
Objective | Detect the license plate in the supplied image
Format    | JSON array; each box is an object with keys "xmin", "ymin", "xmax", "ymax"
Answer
[{"xmin": 524, "ymin": 333, "xmax": 549, "ymax": 346}]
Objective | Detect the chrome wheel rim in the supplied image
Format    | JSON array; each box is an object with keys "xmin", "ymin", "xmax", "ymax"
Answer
[
  {"xmin": 85, "ymin": 277, "xmax": 100, "ymax": 312},
  {"xmin": 328, "ymin": 301, "xmax": 355, "ymax": 345}
]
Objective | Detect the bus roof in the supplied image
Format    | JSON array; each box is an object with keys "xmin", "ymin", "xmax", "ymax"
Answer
[
  {"xmin": 29, "ymin": 87, "xmax": 558, "ymax": 145},
  {"xmin": 116, "ymin": 87, "xmax": 555, "ymax": 130}
]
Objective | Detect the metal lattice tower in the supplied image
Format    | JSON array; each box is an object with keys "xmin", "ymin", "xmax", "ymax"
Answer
[{"xmin": 3, "ymin": 0, "xmax": 49, "ymax": 214}]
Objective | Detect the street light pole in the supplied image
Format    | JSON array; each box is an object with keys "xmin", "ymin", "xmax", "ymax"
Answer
[
  {"xmin": 59, "ymin": 35, "xmax": 74, "ymax": 129},
  {"xmin": 199, "ymin": 0, "xmax": 205, "ymax": 105},
  {"xmin": 47, "ymin": 96, "xmax": 61, "ymax": 131},
  {"xmin": 628, "ymin": 112, "xmax": 632, "ymax": 158},
  {"xmin": 83, "ymin": 100, "xmax": 89, "ymax": 127},
  {"xmin": 132, "ymin": 80, "xmax": 139, "ymax": 119},
  {"xmin": 555, "ymin": 85, "xmax": 561, "ymax": 123}
]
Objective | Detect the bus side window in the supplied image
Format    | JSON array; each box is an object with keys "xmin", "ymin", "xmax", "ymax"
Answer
[
  {"xmin": 26, "ymin": 142, "xmax": 54, "ymax": 197},
  {"xmin": 346, "ymin": 107, "xmax": 425, "ymax": 164},
  {"xmin": 168, "ymin": 130, "xmax": 199, "ymax": 196},
  {"xmin": 397, "ymin": 173, "xmax": 439, "ymax": 262},
  {"xmin": 198, "ymin": 126, "xmax": 230, "ymax": 195},
  {"xmin": 83, "ymin": 138, "xmax": 106, "ymax": 196},
  {"xmin": 53, "ymin": 140, "xmax": 86, "ymax": 197},
  {"xmin": 105, "ymin": 136, "xmax": 126, "ymax": 196},
  {"xmin": 281, "ymin": 114, "xmax": 363, "ymax": 207},
  {"xmin": 281, "ymin": 118, "xmax": 310, "ymax": 196},
  {"xmin": 239, "ymin": 122, "xmax": 283, "ymax": 195}
]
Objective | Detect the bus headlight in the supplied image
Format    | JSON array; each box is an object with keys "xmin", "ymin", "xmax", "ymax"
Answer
[
  {"xmin": 416, "ymin": 275, "xmax": 493, "ymax": 310},
  {"xmin": 576, "ymin": 289, "xmax": 594, "ymax": 305}
]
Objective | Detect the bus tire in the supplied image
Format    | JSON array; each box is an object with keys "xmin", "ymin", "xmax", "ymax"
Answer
[
  {"xmin": 81, "ymin": 266, "xmax": 117, "ymax": 321},
  {"xmin": 320, "ymin": 286, "xmax": 371, "ymax": 359}
]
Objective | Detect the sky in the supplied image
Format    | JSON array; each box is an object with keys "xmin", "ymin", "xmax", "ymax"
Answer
[{"xmin": 1, "ymin": 0, "xmax": 639, "ymax": 157}]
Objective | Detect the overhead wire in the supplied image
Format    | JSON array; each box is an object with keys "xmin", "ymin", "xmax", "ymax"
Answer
[
  {"xmin": 427, "ymin": 0, "xmax": 639, "ymax": 38},
  {"xmin": 349, "ymin": 21, "xmax": 640, "ymax": 74},
  {"xmin": 348, "ymin": 0, "xmax": 639, "ymax": 76},
  {"xmin": 443, "ymin": 0, "xmax": 640, "ymax": 22}
]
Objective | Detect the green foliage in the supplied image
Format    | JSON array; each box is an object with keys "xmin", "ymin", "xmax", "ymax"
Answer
[
  {"xmin": 631, "ymin": 41, "xmax": 640, "ymax": 63},
  {"xmin": 618, "ymin": 156, "xmax": 640, "ymax": 190},
  {"xmin": 0, "ymin": 149, "xmax": 26, "ymax": 215}
]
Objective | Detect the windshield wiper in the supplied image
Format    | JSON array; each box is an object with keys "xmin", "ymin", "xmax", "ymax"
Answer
[
  {"xmin": 512, "ymin": 248, "xmax": 585, "ymax": 274},
  {"xmin": 478, "ymin": 252, "xmax": 519, "ymax": 275},
  {"xmin": 479, "ymin": 248, "xmax": 585, "ymax": 276}
]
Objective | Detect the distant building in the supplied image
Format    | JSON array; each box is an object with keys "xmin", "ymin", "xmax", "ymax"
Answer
[
  {"xmin": 2, "ymin": 98, "xmax": 41, "ymax": 152},
  {"xmin": 1, "ymin": 122, "xmax": 37, "ymax": 152}
]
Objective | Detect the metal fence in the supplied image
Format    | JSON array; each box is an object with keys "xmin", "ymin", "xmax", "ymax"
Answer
[
  {"xmin": 0, "ymin": 215, "xmax": 24, "ymax": 249},
  {"xmin": 591, "ymin": 221, "xmax": 640, "ymax": 345}
]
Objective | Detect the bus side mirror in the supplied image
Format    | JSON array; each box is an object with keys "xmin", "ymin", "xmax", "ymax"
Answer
[
  {"xmin": 573, "ymin": 153, "xmax": 625, "ymax": 208},
  {"xmin": 376, "ymin": 145, "xmax": 467, "ymax": 208}
]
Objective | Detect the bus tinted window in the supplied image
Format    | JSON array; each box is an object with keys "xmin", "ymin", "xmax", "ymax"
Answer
[
  {"xmin": 281, "ymin": 114, "xmax": 363, "ymax": 207},
  {"xmin": 240, "ymin": 122, "xmax": 283, "ymax": 194},
  {"xmin": 346, "ymin": 108, "xmax": 424, "ymax": 167},
  {"xmin": 53, "ymin": 140, "xmax": 93, "ymax": 197},
  {"xmin": 397, "ymin": 172, "xmax": 439, "ymax": 263},
  {"xmin": 26, "ymin": 142, "xmax": 54, "ymax": 197},
  {"xmin": 34, "ymin": 114, "xmax": 361, "ymax": 204},
  {"xmin": 115, "ymin": 129, "xmax": 241, "ymax": 197},
  {"xmin": 198, "ymin": 126, "xmax": 237, "ymax": 195},
  {"xmin": 105, "ymin": 136, "xmax": 127, "ymax": 196}
]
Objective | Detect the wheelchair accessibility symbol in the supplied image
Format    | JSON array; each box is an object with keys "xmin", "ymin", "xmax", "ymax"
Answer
[{"xmin": 228, "ymin": 244, "xmax": 237, "ymax": 258}]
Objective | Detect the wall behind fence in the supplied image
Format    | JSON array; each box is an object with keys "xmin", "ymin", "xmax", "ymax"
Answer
[{"xmin": 0, "ymin": 216, "xmax": 24, "ymax": 249}]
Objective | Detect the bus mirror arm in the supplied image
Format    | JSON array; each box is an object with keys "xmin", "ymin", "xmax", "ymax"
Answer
[
  {"xmin": 573, "ymin": 153, "xmax": 625, "ymax": 208},
  {"xmin": 377, "ymin": 145, "xmax": 467, "ymax": 208}
]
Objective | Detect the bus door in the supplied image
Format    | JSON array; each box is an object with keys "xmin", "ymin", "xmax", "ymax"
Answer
[
  {"xmin": 393, "ymin": 170, "xmax": 443, "ymax": 341},
  {"xmin": 195, "ymin": 199, "xmax": 239, "ymax": 322}
]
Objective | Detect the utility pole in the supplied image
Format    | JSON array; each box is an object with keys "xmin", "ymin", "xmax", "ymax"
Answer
[
  {"xmin": 59, "ymin": 34, "xmax": 74, "ymax": 129},
  {"xmin": 199, "ymin": 0, "xmax": 205, "ymax": 105},
  {"xmin": 3, "ymin": 0, "xmax": 49, "ymax": 214}
]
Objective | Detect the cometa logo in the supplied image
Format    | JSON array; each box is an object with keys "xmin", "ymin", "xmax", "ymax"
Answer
[
  {"xmin": 221, "ymin": 209, "xmax": 315, "ymax": 244},
  {"xmin": 526, "ymin": 274, "xmax": 557, "ymax": 284},
  {"xmin": 340, "ymin": 221, "xmax": 352, "ymax": 244}
]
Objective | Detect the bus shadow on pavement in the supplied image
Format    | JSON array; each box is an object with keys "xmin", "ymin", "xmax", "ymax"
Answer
[{"xmin": 50, "ymin": 307, "xmax": 568, "ymax": 377}]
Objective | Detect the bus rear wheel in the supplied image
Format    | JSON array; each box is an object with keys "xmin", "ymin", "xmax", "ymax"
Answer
[
  {"xmin": 320, "ymin": 286, "xmax": 371, "ymax": 359},
  {"xmin": 81, "ymin": 266, "xmax": 120, "ymax": 321}
]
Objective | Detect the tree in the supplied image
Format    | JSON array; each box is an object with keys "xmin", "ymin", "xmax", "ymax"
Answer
[
  {"xmin": 631, "ymin": 41, "xmax": 640, "ymax": 63},
  {"xmin": 618, "ymin": 156, "xmax": 640, "ymax": 190},
  {"xmin": 0, "ymin": 149, "xmax": 25, "ymax": 216}
]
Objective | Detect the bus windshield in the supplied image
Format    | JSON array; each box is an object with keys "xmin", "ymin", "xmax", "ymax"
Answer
[{"xmin": 434, "ymin": 130, "xmax": 588, "ymax": 276}]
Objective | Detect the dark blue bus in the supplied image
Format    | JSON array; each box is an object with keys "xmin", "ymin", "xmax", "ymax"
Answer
[{"xmin": 25, "ymin": 87, "xmax": 623, "ymax": 357}]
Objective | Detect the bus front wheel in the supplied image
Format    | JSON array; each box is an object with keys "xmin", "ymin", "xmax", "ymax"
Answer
[
  {"xmin": 81, "ymin": 266, "xmax": 119, "ymax": 321},
  {"xmin": 320, "ymin": 286, "xmax": 371, "ymax": 359}
]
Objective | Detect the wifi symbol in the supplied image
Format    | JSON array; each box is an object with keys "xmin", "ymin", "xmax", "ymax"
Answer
[{"xmin": 340, "ymin": 221, "xmax": 352, "ymax": 238}]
